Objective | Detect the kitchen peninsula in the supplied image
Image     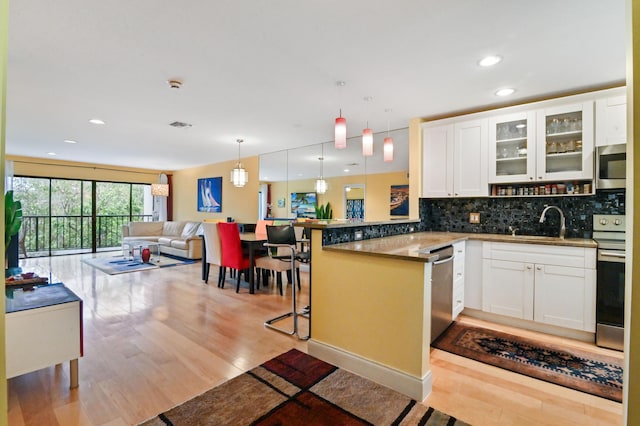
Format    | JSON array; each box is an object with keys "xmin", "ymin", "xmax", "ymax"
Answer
[{"xmin": 305, "ymin": 223, "xmax": 596, "ymax": 401}]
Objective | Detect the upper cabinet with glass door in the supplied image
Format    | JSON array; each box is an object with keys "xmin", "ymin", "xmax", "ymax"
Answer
[
  {"xmin": 489, "ymin": 111, "xmax": 536, "ymax": 183},
  {"xmin": 536, "ymin": 101, "xmax": 594, "ymax": 181}
]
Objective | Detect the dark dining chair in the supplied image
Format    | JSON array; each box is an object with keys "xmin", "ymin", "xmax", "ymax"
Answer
[
  {"xmin": 255, "ymin": 225, "xmax": 302, "ymax": 294},
  {"xmin": 261, "ymin": 224, "xmax": 309, "ymax": 340},
  {"xmin": 217, "ymin": 222, "xmax": 251, "ymax": 292}
]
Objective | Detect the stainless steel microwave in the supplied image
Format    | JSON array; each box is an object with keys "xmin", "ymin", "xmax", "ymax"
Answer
[{"xmin": 596, "ymin": 144, "xmax": 626, "ymax": 189}]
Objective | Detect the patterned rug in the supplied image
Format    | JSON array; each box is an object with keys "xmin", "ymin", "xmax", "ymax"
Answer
[
  {"xmin": 139, "ymin": 349, "xmax": 469, "ymax": 425},
  {"xmin": 81, "ymin": 254, "xmax": 195, "ymax": 275},
  {"xmin": 432, "ymin": 322, "xmax": 623, "ymax": 402}
]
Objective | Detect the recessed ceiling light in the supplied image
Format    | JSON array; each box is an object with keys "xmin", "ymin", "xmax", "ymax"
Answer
[
  {"xmin": 495, "ymin": 88, "xmax": 515, "ymax": 97},
  {"xmin": 479, "ymin": 55, "xmax": 502, "ymax": 67},
  {"xmin": 64, "ymin": 139, "xmax": 77, "ymax": 144},
  {"xmin": 47, "ymin": 152, "xmax": 57, "ymax": 156},
  {"xmin": 344, "ymin": 169, "xmax": 350, "ymax": 173},
  {"xmin": 89, "ymin": 118, "xmax": 105, "ymax": 125}
]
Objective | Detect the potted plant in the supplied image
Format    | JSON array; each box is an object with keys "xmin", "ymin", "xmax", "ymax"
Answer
[
  {"xmin": 315, "ymin": 202, "xmax": 333, "ymax": 220},
  {"xmin": 5, "ymin": 190, "xmax": 23, "ymax": 275}
]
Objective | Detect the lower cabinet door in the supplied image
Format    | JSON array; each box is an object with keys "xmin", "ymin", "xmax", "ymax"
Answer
[
  {"xmin": 534, "ymin": 264, "xmax": 596, "ymax": 332},
  {"xmin": 482, "ymin": 259, "xmax": 534, "ymax": 320}
]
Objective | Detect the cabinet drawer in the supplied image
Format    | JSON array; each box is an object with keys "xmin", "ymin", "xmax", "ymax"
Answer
[
  {"xmin": 482, "ymin": 242, "xmax": 595, "ymax": 268},
  {"xmin": 453, "ymin": 241, "xmax": 466, "ymax": 257},
  {"xmin": 453, "ymin": 285, "xmax": 465, "ymax": 318}
]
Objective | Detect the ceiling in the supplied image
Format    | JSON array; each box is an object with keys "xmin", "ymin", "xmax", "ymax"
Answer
[{"xmin": 6, "ymin": 0, "xmax": 626, "ymax": 172}]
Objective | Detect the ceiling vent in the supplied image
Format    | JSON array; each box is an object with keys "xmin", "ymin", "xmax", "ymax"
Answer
[{"xmin": 169, "ymin": 121, "xmax": 192, "ymax": 128}]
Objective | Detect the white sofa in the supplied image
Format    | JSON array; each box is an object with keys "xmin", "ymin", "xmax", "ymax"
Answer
[{"xmin": 121, "ymin": 221, "xmax": 203, "ymax": 260}]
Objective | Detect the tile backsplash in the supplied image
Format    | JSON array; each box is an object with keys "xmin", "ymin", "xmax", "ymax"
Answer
[
  {"xmin": 320, "ymin": 190, "xmax": 625, "ymax": 246},
  {"xmin": 419, "ymin": 190, "xmax": 625, "ymax": 239}
]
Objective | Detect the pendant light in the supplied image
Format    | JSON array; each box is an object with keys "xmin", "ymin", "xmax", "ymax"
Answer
[
  {"xmin": 383, "ymin": 108, "xmax": 394, "ymax": 162},
  {"xmin": 315, "ymin": 144, "xmax": 327, "ymax": 194},
  {"xmin": 334, "ymin": 81, "xmax": 347, "ymax": 149},
  {"xmin": 362, "ymin": 96, "xmax": 373, "ymax": 157},
  {"xmin": 362, "ymin": 122, "xmax": 373, "ymax": 157},
  {"xmin": 335, "ymin": 109, "xmax": 347, "ymax": 149},
  {"xmin": 230, "ymin": 139, "xmax": 248, "ymax": 187}
]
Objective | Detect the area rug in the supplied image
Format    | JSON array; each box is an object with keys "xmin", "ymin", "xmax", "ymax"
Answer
[
  {"xmin": 82, "ymin": 254, "xmax": 195, "ymax": 275},
  {"xmin": 432, "ymin": 322, "xmax": 623, "ymax": 403},
  {"xmin": 139, "ymin": 349, "xmax": 469, "ymax": 426}
]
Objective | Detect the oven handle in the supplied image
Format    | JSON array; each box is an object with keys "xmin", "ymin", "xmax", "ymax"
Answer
[{"xmin": 598, "ymin": 250, "xmax": 626, "ymax": 263}]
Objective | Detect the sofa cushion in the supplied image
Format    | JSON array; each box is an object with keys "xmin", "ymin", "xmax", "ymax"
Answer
[
  {"xmin": 123, "ymin": 236, "xmax": 160, "ymax": 243},
  {"xmin": 170, "ymin": 239, "xmax": 189, "ymax": 250},
  {"xmin": 128, "ymin": 221, "xmax": 164, "ymax": 236},
  {"xmin": 181, "ymin": 222, "xmax": 200, "ymax": 238},
  {"xmin": 163, "ymin": 221, "xmax": 185, "ymax": 236},
  {"xmin": 158, "ymin": 237, "xmax": 174, "ymax": 246}
]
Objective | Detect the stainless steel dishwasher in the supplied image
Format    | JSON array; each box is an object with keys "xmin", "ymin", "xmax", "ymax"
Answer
[{"xmin": 429, "ymin": 245, "xmax": 455, "ymax": 343}]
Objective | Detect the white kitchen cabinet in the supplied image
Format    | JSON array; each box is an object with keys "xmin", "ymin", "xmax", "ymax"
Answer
[
  {"xmin": 534, "ymin": 263, "xmax": 596, "ymax": 332},
  {"xmin": 481, "ymin": 242, "xmax": 596, "ymax": 332},
  {"xmin": 489, "ymin": 111, "xmax": 537, "ymax": 183},
  {"xmin": 595, "ymin": 95, "xmax": 627, "ymax": 146},
  {"xmin": 422, "ymin": 124, "xmax": 454, "ymax": 198},
  {"xmin": 463, "ymin": 240, "xmax": 483, "ymax": 310},
  {"xmin": 453, "ymin": 119, "xmax": 488, "ymax": 196},
  {"xmin": 421, "ymin": 119, "xmax": 488, "ymax": 198},
  {"xmin": 482, "ymin": 258, "xmax": 534, "ymax": 320},
  {"xmin": 536, "ymin": 101, "xmax": 594, "ymax": 181},
  {"xmin": 452, "ymin": 241, "xmax": 465, "ymax": 319}
]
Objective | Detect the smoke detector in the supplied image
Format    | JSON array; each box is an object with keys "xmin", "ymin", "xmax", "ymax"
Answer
[
  {"xmin": 167, "ymin": 79, "xmax": 183, "ymax": 89},
  {"xmin": 169, "ymin": 121, "xmax": 192, "ymax": 128}
]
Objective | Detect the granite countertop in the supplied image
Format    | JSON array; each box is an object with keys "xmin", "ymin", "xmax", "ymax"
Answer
[
  {"xmin": 294, "ymin": 218, "xmax": 420, "ymax": 229},
  {"xmin": 323, "ymin": 232, "xmax": 467, "ymax": 263},
  {"xmin": 322, "ymin": 231, "xmax": 596, "ymax": 262}
]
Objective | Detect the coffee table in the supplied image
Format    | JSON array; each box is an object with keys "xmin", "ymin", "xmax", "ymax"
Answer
[{"xmin": 122, "ymin": 240, "xmax": 161, "ymax": 263}]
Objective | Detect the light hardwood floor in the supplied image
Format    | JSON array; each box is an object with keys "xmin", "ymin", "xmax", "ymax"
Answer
[{"xmin": 7, "ymin": 254, "xmax": 623, "ymax": 425}]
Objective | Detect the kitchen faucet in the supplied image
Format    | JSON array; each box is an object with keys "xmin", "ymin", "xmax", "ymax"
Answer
[{"xmin": 539, "ymin": 205, "xmax": 566, "ymax": 239}]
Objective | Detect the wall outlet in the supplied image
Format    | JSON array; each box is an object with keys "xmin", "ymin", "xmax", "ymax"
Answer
[
  {"xmin": 469, "ymin": 212, "xmax": 480, "ymax": 224},
  {"xmin": 354, "ymin": 230, "xmax": 363, "ymax": 240}
]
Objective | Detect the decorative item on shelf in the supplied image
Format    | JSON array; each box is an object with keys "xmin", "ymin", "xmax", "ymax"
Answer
[
  {"xmin": 315, "ymin": 202, "xmax": 333, "ymax": 220},
  {"xmin": 141, "ymin": 248, "xmax": 151, "ymax": 263},
  {"xmin": 230, "ymin": 139, "xmax": 248, "ymax": 187}
]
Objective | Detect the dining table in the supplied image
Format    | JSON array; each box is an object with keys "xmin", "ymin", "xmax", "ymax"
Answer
[
  {"xmin": 240, "ymin": 232, "xmax": 268, "ymax": 294},
  {"xmin": 200, "ymin": 231, "xmax": 267, "ymax": 294}
]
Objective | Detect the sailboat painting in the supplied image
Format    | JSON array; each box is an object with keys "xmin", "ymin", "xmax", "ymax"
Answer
[
  {"xmin": 197, "ymin": 177, "xmax": 222, "ymax": 213},
  {"xmin": 390, "ymin": 185, "xmax": 409, "ymax": 216}
]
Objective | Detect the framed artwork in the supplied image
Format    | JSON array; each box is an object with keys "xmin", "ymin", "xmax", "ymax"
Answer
[
  {"xmin": 390, "ymin": 185, "xmax": 409, "ymax": 216},
  {"xmin": 291, "ymin": 192, "xmax": 317, "ymax": 218},
  {"xmin": 277, "ymin": 197, "xmax": 286, "ymax": 208},
  {"xmin": 197, "ymin": 177, "xmax": 222, "ymax": 212}
]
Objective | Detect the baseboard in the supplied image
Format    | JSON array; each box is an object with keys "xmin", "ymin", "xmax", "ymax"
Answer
[
  {"xmin": 462, "ymin": 308, "xmax": 595, "ymax": 343},
  {"xmin": 307, "ymin": 339, "xmax": 432, "ymax": 402}
]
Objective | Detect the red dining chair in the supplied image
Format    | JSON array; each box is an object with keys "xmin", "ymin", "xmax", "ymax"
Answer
[{"xmin": 217, "ymin": 222, "xmax": 251, "ymax": 292}]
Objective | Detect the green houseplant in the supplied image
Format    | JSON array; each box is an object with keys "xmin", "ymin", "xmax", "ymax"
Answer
[
  {"xmin": 315, "ymin": 202, "xmax": 333, "ymax": 220},
  {"xmin": 5, "ymin": 190, "xmax": 23, "ymax": 271}
]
